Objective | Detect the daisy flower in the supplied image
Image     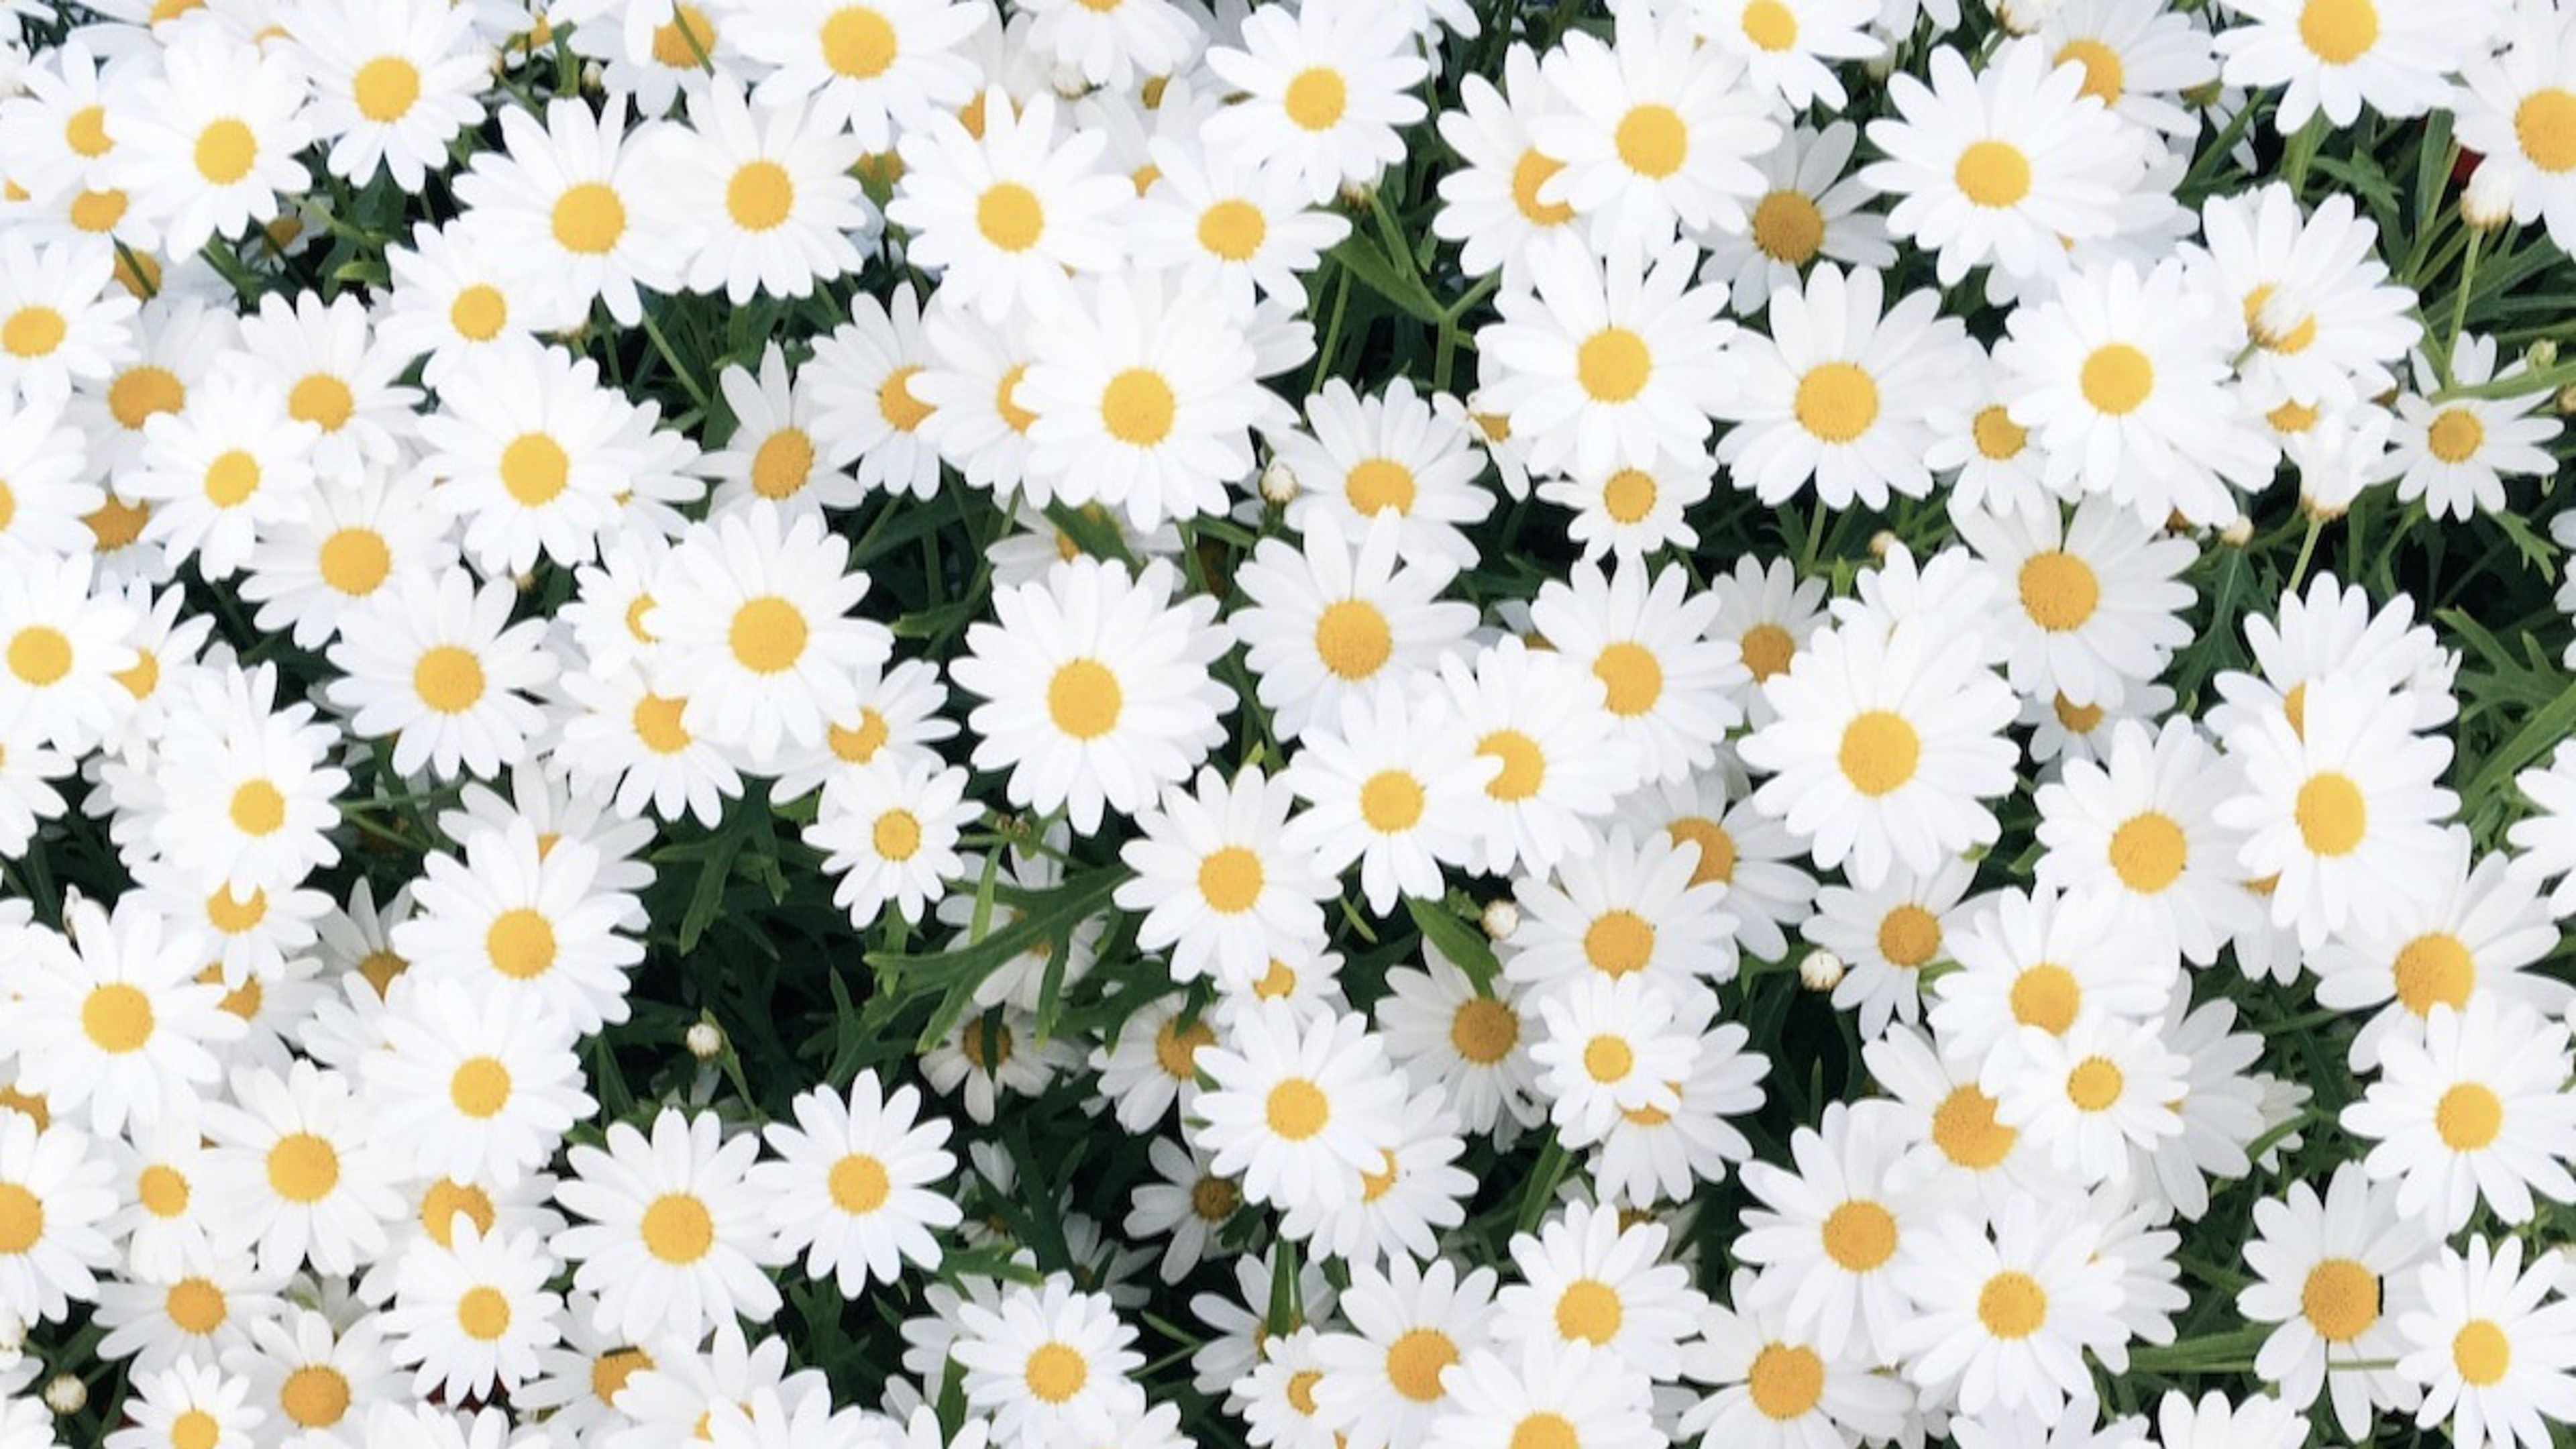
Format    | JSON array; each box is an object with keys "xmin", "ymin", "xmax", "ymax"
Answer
[
  {"xmin": 382, "ymin": 1220, "xmax": 564, "ymax": 1402},
  {"xmin": 2033, "ymin": 717, "xmax": 2253, "ymax": 966},
  {"xmin": 2236, "ymin": 1163, "xmax": 2432, "ymax": 1438},
  {"xmin": 1927, "ymin": 881, "xmax": 2177, "ymax": 1073},
  {"xmin": 449, "ymin": 97, "xmax": 692, "ymax": 326},
  {"xmin": 390, "ymin": 818, "xmax": 646, "ymax": 1036},
  {"xmin": 1860, "ymin": 39, "xmax": 2143, "ymax": 287},
  {"xmin": 1494, "ymin": 1199, "xmax": 1704, "ymax": 1381},
  {"xmin": 1018, "ymin": 268, "xmax": 1270, "ymax": 527},
  {"xmin": 1891, "ymin": 1193, "xmax": 2127, "ymax": 1420},
  {"xmin": 199, "ymin": 1062, "xmax": 402, "ymax": 1279},
  {"xmin": 655, "ymin": 81, "xmax": 873, "ymax": 305},
  {"xmin": 128, "ymin": 375, "xmax": 320, "ymax": 581},
  {"xmin": 647, "ymin": 502, "xmax": 890, "ymax": 762},
  {"xmin": 1283, "ymin": 683, "xmax": 1493, "ymax": 917},
  {"xmin": 0, "ymin": 896, "xmax": 241, "ymax": 1138},
  {"xmin": 1996, "ymin": 256, "xmax": 2278, "ymax": 528},
  {"xmin": 2037, "ymin": 0, "xmax": 2220, "ymax": 136},
  {"xmin": 1955, "ymin": 496, "xmax": 2197, "ymax": 710},
  {"xmin": 1311, "ymin": 1254, "xmax": 1499, "ymax": 1449},
  {"xmin": 729, "ymin": 0, "xmax": 986, "ymax": 154},
  {"xmin": 1275, "ymin": 378, "xmax": 1497, "ymax": 572},
  {"xmin": 1203, "ymin": 0, "xmax": 1430, "ymax": 204},
  {"xmin": 2455, "ymin": 1, "xmax": 2576, "ymax": 253},
  {"xmin": 1431, "ymin": 46, "xmax": 1586, "ymax": 290},
  {"xmin": 803, "ymin": 282, "xmax": 943, "ymax": 500},
  {"xmin": 1530, "ymin": 0, "xmax": 1779, "ymax": 247},
  {"xmin": 1529, "ymin": 557, "xmax": 1743, "ymax": 784},
  {"xmin": 1739, "ymin": 616, "xmax": 2021, "ymax": 890},
  {"xmin": 111, "ymin": 32, "xmax": 314, "ymax": 256},
  {"xmin": 1019, "ymin": 0, "xmax": 1198, "ymax": 88},
  {"xmin": 1988, "ymin": 1012, "xmax": 2190, "ymax": 1187},
  {"xmin": 950, "ymin": 556, "xmax": 1232, "ymax": 835},
  {"xmin": 239, "ymin": 472, "xmax": 456, "ymax": 651},
  {"xmin": 1424, "ymin": 1342, "xmax": 1660, "ymax": 1449},
  {"xmin": 952, "ymin": 1276, "xmax": 1144, "ymax": 1443},
  {"xmin": 806, "ymin": 757, "xmax": 976, "ymax": 928},
  {"xmin": 2189, "ymin": 182, "xmax": 2419, "ymax": 413},
  {"xmin": 1476, "ymin": 234, "xmax": 1737, "ymax": 482},
  {"xmin": 888, "ymin": 88, "xmax": 1129, "ymax": 324},
  {"xmin": 1679, "ymin": 1268, "xmax": 1914, "ymax": 1449},
  {"xmin": 376, "ymin": 219, "xmax": 574, "ymax": 390},
  {"xmin": 361, "ymin": 977, "xmax": 592, "ymax": 1191},
  {"xmin": 2398, "ymin": 1235, "xmax": 2576, "ymax": 1449},
  {"xmin": 0, "ymin": 1113, "xmax": 117, "ymax": 1328},
  {"xmin": 703, "ymin": 344, "xmax": 861, "ymax": 520},
  {"xmin": 2214, "ymin": 0, "xmax": 2493, "ymax": 130},
  {"xmin": 1701, "ymin": 121, "xmax": 1894, "ymax": 315},
  {"xmin": 325, "ymin": 568, "xmax": 556, "ymax": 782},
  {"xmin": 1191, "ymin": 1004, "xmax": 1405, "ymax": 1215},
  {"xmin": 753, "ymin": 1073, "xmax": 957, "ymax": 1298},
  {"xmin": 1438, "ymin": 636, "xmax": 1641, "ymax": 877},
  {"xmin": 2343, "ymin": 996, "xmax": 2576, "ymax": 1232},
  {"xmin": 1732, "ymin": 1102, "xmax": 1921, "ymax": 1363},
  {"xmin": 0, "ymin": 237, "xmax": 133, "ymax": 409},
  {"xmin": 282, "ymin": 0, "xmax": 488, "ymax": 194},
  {"xmin": 1507, "ymin": 826, "xmax": 1739, "ymax": 998},
  {"xmin": 0, "ymin": 552, "xmax": 136, "ymax": 756},
  {"xmin": 1132, "ymin": 138, "xmax": 1350, "ymax": 315},
  {"xmin": 1719, "ymin": 261, "xmax": 1970, "ymax": 509},
  {"xmin": 552, "ymin": 1109, "xmax": 783, "ymax": 1344},
  {"xmin": 1280, "ymin": 1087, "xmax": 1476, "ymax": 1269},
  {"xmin": 1866, "ymin": 1025, "xmax": 2063, "ymax": 1215},
  {"xmin": 1804, "ymin": 857, "xmax": 1977, "ymax": 1040},
  {"xmin": 1116, "ymin": 766, "xmax": 1332, "ymax": 991},
  {"xmin": 1232, "ymin": 511, "xmax": 1475, "ymax": 743},
  {"xmin": 1620, "ymin": 770, "xmax": 1820, "ymax": 968},
  {"xmin": 2385, "ymin": 335, "xmax": 2563, "ymax": 521}
]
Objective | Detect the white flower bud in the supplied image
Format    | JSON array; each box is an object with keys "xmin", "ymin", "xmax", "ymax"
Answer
[
  {"xmin": 43, "ymin": 1375, "xmax": 84, "ymax": 1415},
  {"xmin": 1799, "ymin": 949, "xmax": 1845, "ymax": 991},
  {"xmin": 2218, "ymin": 515, "xmax": 2255, "ymax": 547},
  {"xmin": 1481, "ymin": 899, "xmax": 1520, "ymax": 943},
  {"xmin": 2463, "ymin": 160, "xmax": 2516, "ymax": 231},
  {"xmin": 685, "ymin": 1020, "xmax": 724, "ymax": 1061},
  {"xmin": 1258, "ymin": 458, "xmax": 1299, "ymax": 505},
  {"xmin": 1867, "ymin": 530, "xmax": 1898, "ymax": 559}
]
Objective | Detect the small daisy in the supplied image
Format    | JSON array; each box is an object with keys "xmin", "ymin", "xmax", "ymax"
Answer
[
  {"xmin": 283, "ymin": 0, "xmax": 488, "ymax": 194},
  {"xmin": 952, "ymin": 1275, "xmax": 1144, "ymax": 1443},
  {"xmin": 1231, "ymin": 510, "xmax": 1476, "ymax": 743},
  {"xmin": 2398, "ymin": 1235, "xmax": 2576, "ymax": 1449},
  {"xmin": 2385, "ymin": 335, "xmax": 2563, "ymax": 521},
  {"xmin": 382, "ymin": 1220, "xmax": 564, "ymax": 1402},
  {"xmin": 2214, "ymin": 0, "xmax": 2491, "ymax": 130},
  {"xmin": 728, "ymin": 0, "xmax": 986, "ymax": 154},
  {"xmin": 1988, "ymin": 1012, "xmax": 2190, "ymax": 1187},
  {"xmin": 377, "ymin": 219, "xmax": 574, "ymax": 390},
  {"xmin": 1311, "ymin": 1254, "xmax": 1499, "ymax": 1449},
  {"xmin": 2455, "ymin": 1, "xmax": 2576, "ymax": 254},
  {"xmin": 551, "ymin": 1108, "xmax": 784, "ymax": 1344},
  {"xmin": 1425, "ymin": 1341, "xmax": 1660, "ymax": 1449},
  {"xmin": 326, "ymin": 568, "xmax": 557, "ymax": 782},
  {"xmin": 1432, "ymin": 46, "xmax": 1586, "ymax": 290},
  {"xmin": 1439, "ymin": 636, "xmax": 1641, "ymax": 877},
  {"xmin": 1133, "ymin": 138, "xmax": 1350, "ymax": 314},
  {"xmin": 1680, "ymin": 1268, "xmax": 1914, "ymax": 1449},
  {"xmin": 1203, "ymin": 0, "xmax": 1429, "ymax": 205},
  {"xmin": 111, "ymin": 32, "xmax": 315, "ymax": 256},
  {"xmin": 1507, "ymin": 826, "xmax": 1739, "ymax": 998},
  {"xmin": 1955, "ymin": 496, "xmax": 2197, "ymax": 710},
  {"xmin": 1697, "ymin": 0, "xmax": 1882, "ymax": 110},
  {"xmin": 1116, "ymin": 766, "xmax": 1332, "ymax": 991},
  {"xmin": 239, "ymin": 472, "xmax": 456, "ymax": 651},
  {"xmin": 806, "ymin": 757, "xmax": 977, "ymax": 928},
  {"xmin": 1191, "ymin": 1004, "xmax": 1404, "ymax": 1215},
  {"xmin": 2343, "ymin": 996, "xmax": 2576, "ymax": 1232},
  {"xmin": 752, "ymin": 1073, "xmax": 959, "ymax": 1298},
  {"xmin": 362, "ymin": 977, "xmax": 592, "ymax": 1191},
  {"xmin": 2237, "ymin": 1163, "xmax": 2432, "ymax": 1438},
  {"xmin": 1495, "ymin": 1199, "xmax": 1704, "ymax": 1381},
  {"xmin": 1892, "ymin": 1193, "xmax": 2127, "ymax": 1420},
  {"xmin": 1282, "ymin": 682, "xmax": 1494, "ymax": 917},
  {"xmin": 1804, "ymin": 857, "xmax": 1977, "ymax": 1040},
  {"xmin": 1701, "ymin": 121, "xmax": 1894, "ymax": 314},
  {"xmin": 0, "ymin": 552, "xmax": 137, "ymax": 756},
  {"xmin": 658, "ymin": 81, "xmax": 873, "ymax": 305},
  {"xmin": 1529, "ymin": 557, "xmax": 1743, "ymax": 785},
  {"xmin": 127, "ymin": 375, "xmax": 319, "ymax": 581},
  {"xmin": 0, "ymin": 237, "xmax": 133, "ymax": 409},
  {"xmin": 107, "ymin": 1359, "xmax": 264, "ymax": 1449},
  {"xmin": 1275, "ymin": 378, "xmax": 1497, "ymax": 572},
  {"xmin": 2033, "ymin": 717, "xmax": 2254, "ymax": 967},
  {"xmin": 888, "ymin": 88, "xmax": 1128, "ymax": 324},
  {"xmin": 704, "ymin": 343, "xmax": 862, "ymax": 519},
  {"xmin": 390, "ymin": 818, "xmax": 646, "ymax": 1036},
  {"xmin": 199, "ymin": 1062, "xmax": 402, "ymax": 1279},
  {"xmin": 448, "ymin": 97, "xmax": 692, "ymax": 326}
]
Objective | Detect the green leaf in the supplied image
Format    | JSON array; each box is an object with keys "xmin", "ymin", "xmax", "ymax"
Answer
[
  {"xmin": 870, "ymin": 864, "xmax": 1130, "ymax": 1051},
  {"xmin": 1406, "ymin": 895, "xmax": 1501, "ymax": 994},
  {"xmin": 1326, "ymin": 235, "xmax": 1446, "ymax": 327}
]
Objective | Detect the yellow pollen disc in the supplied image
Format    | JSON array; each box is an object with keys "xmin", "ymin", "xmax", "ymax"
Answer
[
  {"xmin": 2018, "ymin": 549, "xmax": 2100, "ymax": 632},
  {"xmin": 1972, "ymin": 404, "xmax": 2029, "ymax": 460},
  {"xmin": 1553, "ymin": 1279, "xmax": 1622, "ymax": 1344},
  {"xmin": 317, "ymin": 528, "xmax": 391, "ymax": 596},
  {"xmin": 1265, "ymin": 1078, "xmax": 1329, "ymax": 1139},
  {"xmin": 229, "ymin": 778, "xmax": 286, "ymax": 836},
  {"xmin": 485, "ymin": 908, "xmax": 558, "ymax": 980},
  {"xmin": 1100, "ymin": 368, "xmax": 1176, "ymax": 446},
  {"xmin": 1511, "ymin": 150, "xmax": 1574, "ymax": 226},
  {"xmin": 170, "ymin": 1411, "xmax": 218, "ymax": 1449},
  {"xmin": 65, "ymin": 105, "xmax": 111, "ymax": 158},
  {"xmin": 877, "ymin": 365, "xmax": 934, "ymax": 431},
  {"xmin": 82, "ymin": 982, "xmax": 155, "ymax": 1053},
  {"xmin": 2436, "ymin": 1081, "xmax": 2504, "ymax": 1150},
  {"xmin": 458, "ymin": 1285, "xmax": 512, "ymax": 1341},
  {"xmin": 828, "ymin": 708, "xmax": 889, "ymax": 763},
  {"xmin": 2269, "ymin": 398, "xmax": 2321, "ymax": 434},
  {"xmin": 1383, "ymin": 1329, "xmax": 1456, "ymax": 1402},
  {"xmin": 500, "ymin": 432, "xmax": 570, "ymax": 506},
  {"xmin": 1747, "ymin": 1342, "xmax": 1825, "ymax": 1419},
  {"xmin": 280, "ymin": 1367, "xmax": 351, "ymax": 1429},
  {"xmin": 2516, "ymin": 88, "xmax": 2576, "ymax": 172},
  {"xmin": 2427, "ymin": 407, "xmax": 2484, "ymax": 464},
  {"xmin": 1820, "ymin": 1199, "xmax": 1897, "ymax": 1271},
  {"xmin": 1191, "ymin": 1175, "xmax": 1240, "ymax": 1220},
  {"xmin": 413, "ymin": 645, "xmax": 485, "ymax": 714},
  {"xmin": 2453, "ymin": 1319, "xmax": 2512, "ymax": 1386},
  {"xmin": 2295, "ymin": 771, "xmax": 2367, "ymax": 856},
  {"xmin": 449, "ymin": 284, "xmax": 508, "ymax": 341},
  {"xmin": 1976, "ymin": 1271, "xmax": 2048, "ymax": 1339},
  {"xmin": 1359, "ymin": 769, "xmax": 1426, "ymax": 832},
  {"xmin": 421, "ymin": 1179, "xmax": 495, "ymax": 1247},
  {"xmin": 1582, "ymin": 910, "xmax": 1655, "ymax": 977},
  {"xmin": 1345, "ymin": 458, "xmax": 1416, "ymax": 514},
  {"xmin": 265, "ymin": 1132, "xmax": 339, "ymax": 1203},
  {"xmin": 1198, "ymin": 846, "xmax": 1265, "ymax": 914},
  {"xmin": 193, "ymin": 118, "xmax": 256, "ymax": 184},
  {"xmin": 588, "ymin": 1351, "xmax": 649, "ymax": 1411},
  {"xmin": 1601, "ymin": 468, "xmax": 1658, "ymax": 523},
  {"xmin": 641, "ymin": 1192, "xmax": 716, "ymax": 1263},
  {"xmin": 1283, "ymin": 68, "xmax": 1346, "ymax": 131},
  {"xmin": 1, "ymin": 307, "xmax": 63, "ymax": 358},
  {"xmin": 975, "ymin": 181, "xmax": 1044, "ymax": 252},
  {"xmin": 138, "ymin": 1164, "xmax": 190, "ymax": 1218},
  {"xmin": 828, "ymin": 1152, "xmax": 890, "ymax": 1213},
  {"xmin": 1285, "ymin": 1369, "xmax": 1322, "ymax": 1415},
  {"xmin": 165, "ymin": 1277, "xmax": 225, "ymax": 1334},
  {"xmin": 649, "ymin": 5, "xmax": 717, "ymax": 67},
  {"xmin": 1449, "ymin": 998, "xmax": 1517, "ymax": 1063},
  {"xmin": 727, "ymin": 596, "xmax": 808, "ymax": 675},
  {"xmin": 1313, "ymin": 599, "xmax": 1393, "ymax": 680},
  {"xmin": 1576, "ymin": 327, "xmax": 1652, "ymax": 403},
  {"xmin": 1477, "ymin": 729, "xmax": 1546, "ymax": 802},
  {"xmin": 449, "ymin": 1057, "xmax": 512, "ymax": 1118},
  {"xmin": 1836, "ymin": 709, "xmax": 1919, "ymax": 796},
  {"xmin": 1614, "ymin": 103, "xmax": 1688, "ymax": 178},
  {"xmin": 2302, "ymin": 1257, "xmax": 2378, "ymax": 1342},
  {"xmin": 1510, "ymin": 1413, "xmax": 1577, "ymax": 1449},
  {"xmin": 1876, "ymin": 904, "xmax": 1941, "ymax": 968},
  {"xmin": 1739, "ymin": 622, "xmax": 1795, "ymax": 680},
  {"xmin": 205, "ymin": 885, "xmax": 267, "ymax": 934},
  {"xmin": 1933, "ymin": 1085, "xmax": 2016, "ymax": 1168},
  {"xmin": 1154, "ymin": 1018, "xmax": 1214, "ymax": 1079},
  {"xmin": 726, "ymin": 160, "xmax": 795, "ymax": 232},
  {"xmin": 0, "ymin": 1184, "xmax": 40, "ymax": 1254},
  {"xmin": 1668, "ymin": 816, "xmax": 1736, "ymax": 885},
  {"xmin": 821, "ymin": 5, "xmax": 897, "ymax": 77},
  {"xmin": 2080, "ymin": 343, "xmax": 2155, "ymax": 415},
  {"xmin": 2392, "ymin": 932, "xmax": 2474, "ymax": 1016},
  {"xmin": 1741, "ymin": 0, "xmax": 1798, "ymax": 50},
  {"xmin": 203, "ymin": 450, "xmax": 260, "ymax": 507},
  {"xmin": 2109, "ymin": 811, "xmax": 2187, "ymax": 892},
  {"xmin": 1795, "ymin": 362, "xmax": 1880, "ymax": 443},
  {"xmin": 1582, "ymin": 1034, "xmax": 1633, "ymax": 1083},
  {"xmin": 872, "ymin": 808, "xmax": 922, "ymax": 862},
  {"xmin": 995, "ymin": 364, "xmax": 1038, "ymax": 433},
  {"xmin": 2298, "ymin": 0, "xmax": 2379, "ymax": 64},
  {"xmin": 2004, "ymin": 962, "xmax": 2084, "ymax": 1035},
  {"xmin": 1047, "ymin": 658, "xmax": 1122, "ymax": 739},
  {"xmin": 2065, "ymin": 1055, "xmax": 2124, "ymax": 1111},
  {"xmin": 2055, "ymin": 38, "xmax": 2125, "ymax": 103},
  {"xmin": 7, "ymin": 626, "xmax": 70, "ymax": 687},
  {"xmin": 552, "ymin": 182, "xmax": 627, "ymax": 255},
  {"xmin": 2243, "ymin": 284, "xmax": 2319, "ymax": 354},
  {"xmin": 1750, "ymin": 188, "xmax": 1825, "ymax": 263},
  {"xmin": 1196, "ymin": 199, "xmax": 1267, "ymax": 261},
  {"xmin": 1953, "ymin": 140, "xmax": 2031, "ymax": 207},
  {"xmin": 352, "ymin": 56, "xmax": 420, "ymax": 123}
]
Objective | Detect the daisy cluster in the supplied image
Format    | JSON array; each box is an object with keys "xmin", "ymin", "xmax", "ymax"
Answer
[{"xmin": 6, "ymin": 0, "xmax": 2576, "ymax": 1448}]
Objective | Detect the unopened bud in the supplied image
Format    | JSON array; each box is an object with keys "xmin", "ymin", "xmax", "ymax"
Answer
[
  {"xmin": 2463, "ymin": 161, "xmax": 2516, "ymax": 231},
  {"xmin": 1481, "ymin": 899, "xmax": 1520, "ymax": 943},
  {"xmin": 1259, "ymin": 458, "xmax": 1299, "ymax": 505},
  {"xmin": 2559, "ymin": 385, "xmax": 2576, "ymax": 417},
  {"xmin": 686, "ymin": 1020, "xmax": 724, "ymax": 1061},
  {"xmin": 1992, "ymin": 0, "xmax": 2049, "ymax": 34},
  {"xmin": 2529, "ymin": 339, "xmax": 2559, "ymax": 371},
  {"xmin": 581, "ymin": 60, "xmax": 604, "ymax": 91},
  {"xmin": 1867, "ymin": 530, "xmax": 1898, "ymax": 559},
  {"xmin": 43, "ymin": 1375, "xmax": 84, "ymax": 1415},
  {"xmin": 1799, "ymin": 949, "xmax": 1845, "ymax": 991},
  {"xmin": 2218, "ymin": 516, "xmax": 2255, "ymax": 547}
]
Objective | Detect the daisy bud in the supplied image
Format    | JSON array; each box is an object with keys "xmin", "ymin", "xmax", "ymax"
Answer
[
  {"xmin": 2218, "ymin": 515, "xmax": 2255, "ymax": 547},
  {"xmin": 581, "ymin": 60, "xmax": 604, "ymax": 91},
  {"xmin": 1868, "ymin": 529, "xmax": 1898, "ymax": 559},
  {"xmin": 1799, "ymin": 948, "xmax": 1845, "ymax": 991},
  {"xmin": 1481, "ymin": 898, "xmax": 1520, "ymax": 942},
  {"xmin": 1992, "ymin": 0, "xmax": 2048, "ymax": 34},
  {"xmin": 42, "ymin": 1375, "xmax": 83, "ymax": 1416},
  {"xmin": 1338, "ymin": 179, "xmax": 1377, "ymax": 211},
  {"xmin": 2463, "ymin": 160, "xmax": 2516, "ymax": 231},
  {"xmin": 686, "ymin": 1020, "xmax": 724, "ymax": 1061},
  {"xmin": 2530, "ymin": 340, "xmax": 2559, "ymax": 371},
  {"xmin": 1864, "ymin": 47, "xmax": 1898, "ymax": 80},
  {"xmin": 2558, "ymin": 384, "xmax": 2576, "ymax": 417},
  {"xmin": 1258, "ymin": 458, "xmax": 1300, "ymax": 505},
  {"xmin": 2180, "ymin": 81, "xmax": 2226, "ymax": 108}
]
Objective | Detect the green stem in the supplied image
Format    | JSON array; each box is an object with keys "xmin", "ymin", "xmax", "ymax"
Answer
[{"xmin": 2443, "ymin": 227, "xmax": 2484, "ymax": 388}]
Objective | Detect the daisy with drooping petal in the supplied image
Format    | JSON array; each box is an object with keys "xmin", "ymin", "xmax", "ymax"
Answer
[
  {"xmin": 2189, "ymin": 182, "xmax": 2420, "ymax": 413},
  {"xmin": 1439, "ymin": 635, "xmax": 1642, "ymax": 878},
  {"xmin": 552, "ymin": 1108, "xmax": 784, "ymax": 1344},
  {"xmin": 1740, "ymin": 616, "xmax": 2020, "ymax": 891}
]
